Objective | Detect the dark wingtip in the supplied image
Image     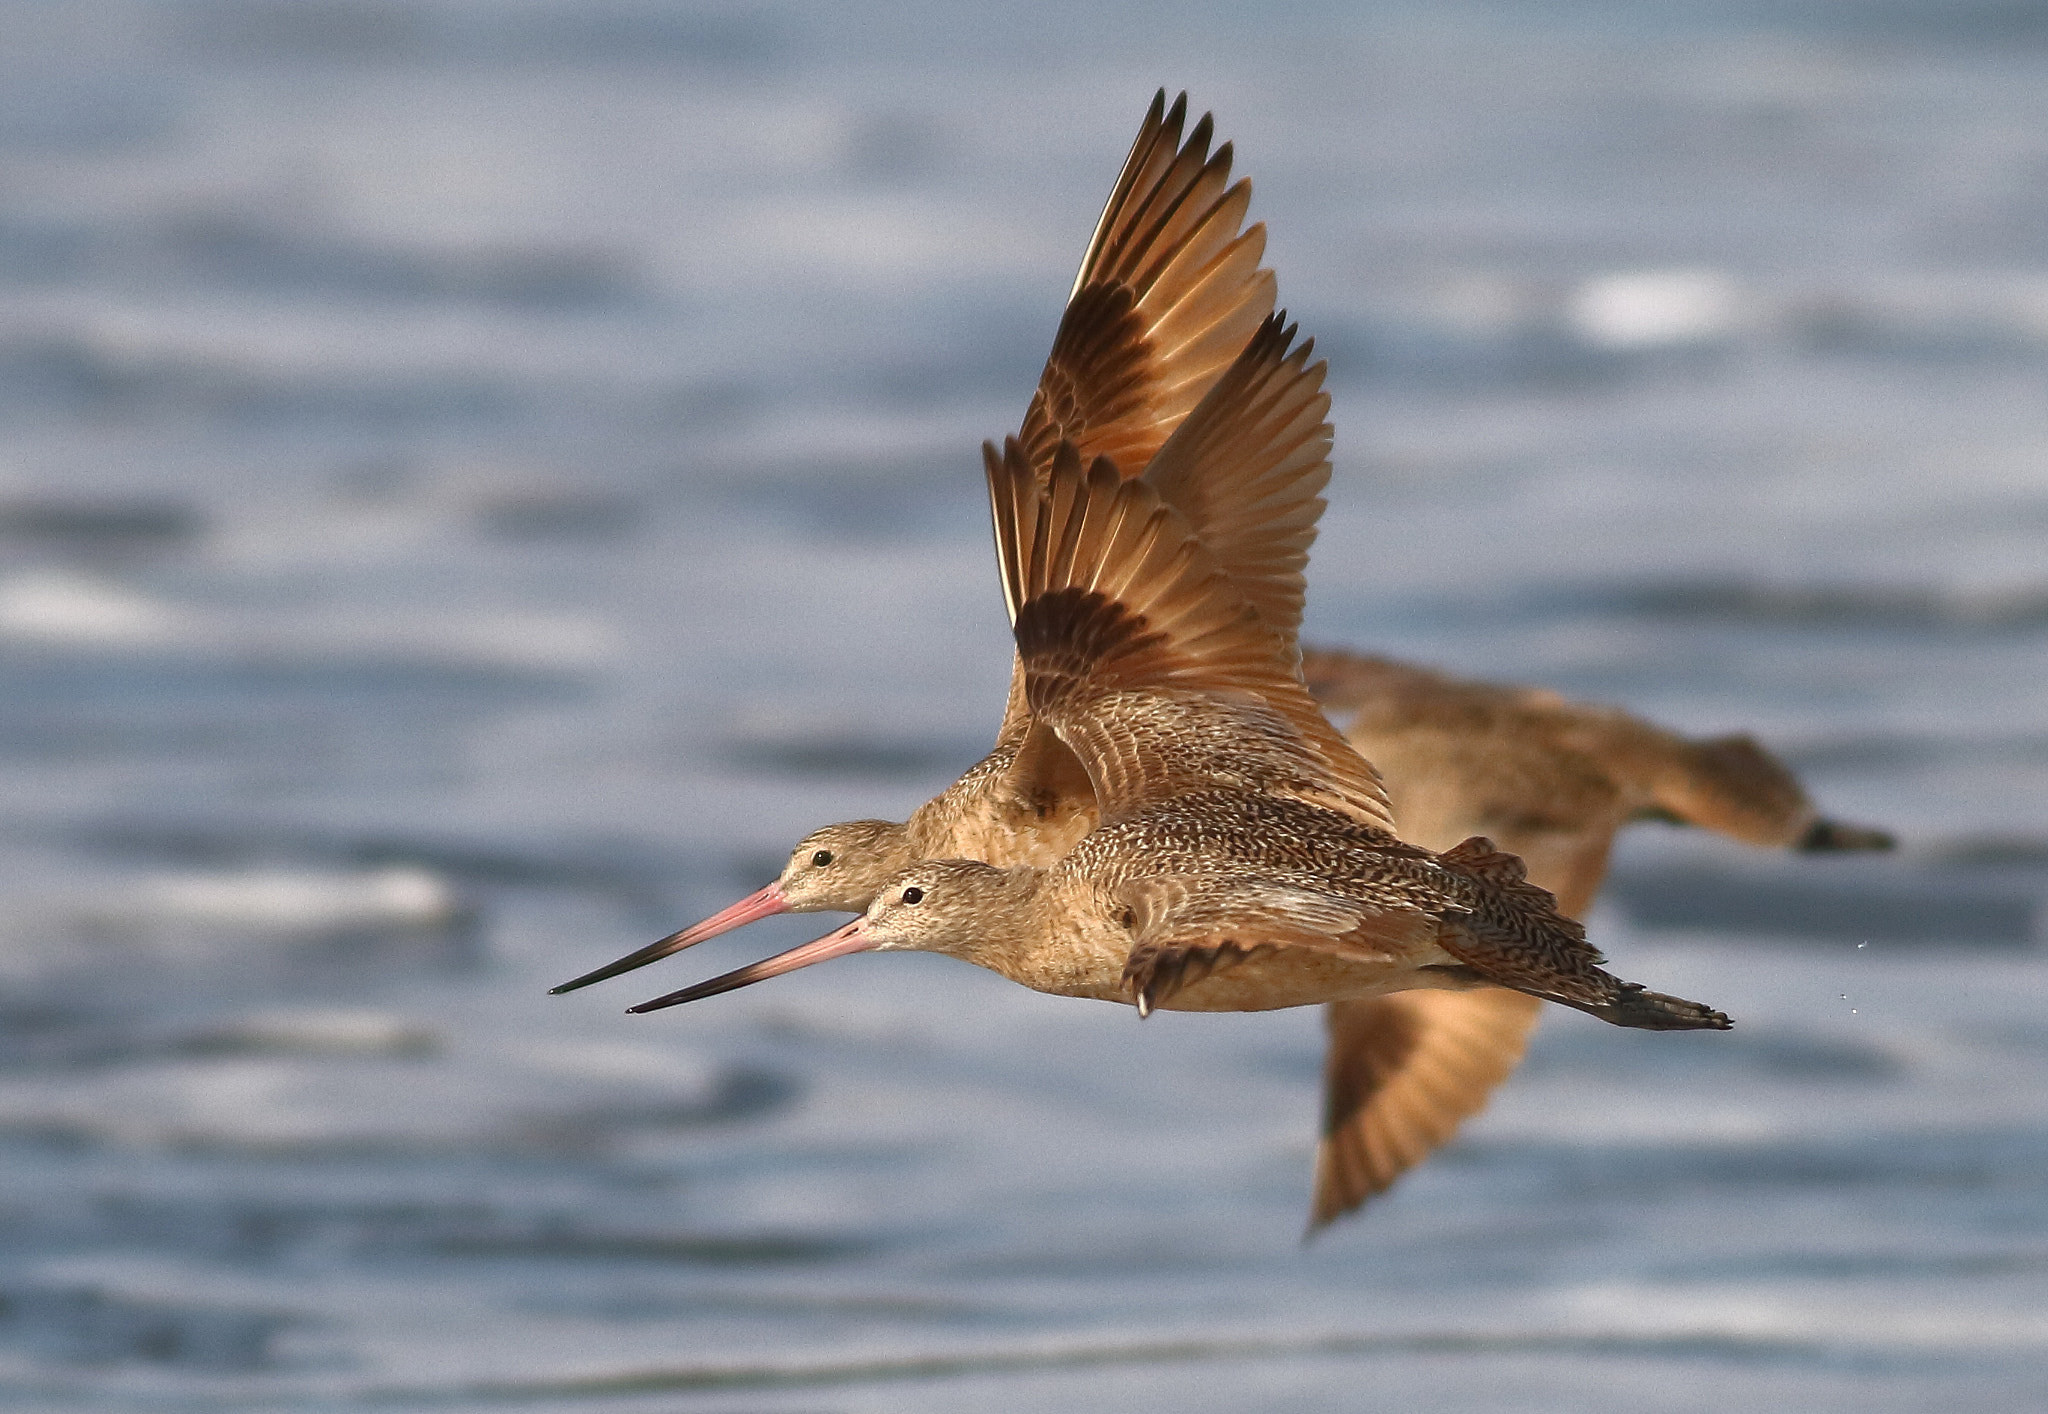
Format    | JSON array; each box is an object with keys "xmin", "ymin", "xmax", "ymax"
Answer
[
  {"xmin": 1587, "ymin": 982, "xmax": 1733, "ymax": 1032},
  {"xmin": 1798, "ymin": 818, "xmax": 1897, "ymax": 853}
]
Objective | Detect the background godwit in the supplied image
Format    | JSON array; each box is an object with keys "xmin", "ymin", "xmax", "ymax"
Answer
[{"xmin": 1299, "ymin": 648, "xmax": 1892, "ymax": 1225}]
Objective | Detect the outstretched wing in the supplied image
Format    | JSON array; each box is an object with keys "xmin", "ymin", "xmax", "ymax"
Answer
[
  {"xmin": 1016, "ymin": 90, "xmax": 1275, "ymax": 481},
  {"xmin": 1630, "ymin": 730, "xmax": 1897, "ymax": 851},
  {"xmin": 1301, "ymin": 648, "xmax": 1895, "ymax": 856},
  {"xmin": 987, "ymin": 441, "xmax": 1395, "ymax": 831},
  {"xmin": 1310, "ymin": 990, "xmax": 1542, "ymax": 1229}
]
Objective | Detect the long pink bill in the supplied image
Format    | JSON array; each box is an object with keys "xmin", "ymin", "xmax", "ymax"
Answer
[
  {"xmin": 549, "ymin": 882, "xmax": 790, "ymax": 995},
  {"xmin": 627, "ymin": 919, "xmax": 875, "ymax": 1014}
]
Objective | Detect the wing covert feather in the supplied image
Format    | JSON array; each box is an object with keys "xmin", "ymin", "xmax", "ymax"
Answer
[{"xmin": 1119, "ymin": 874, "xmax": 1437, "ymax": 1016}]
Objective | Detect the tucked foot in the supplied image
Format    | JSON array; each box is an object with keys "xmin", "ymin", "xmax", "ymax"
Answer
[{"xmin": 1123, "ymin": 938, "xmax": 1272, "ymax": 1017}]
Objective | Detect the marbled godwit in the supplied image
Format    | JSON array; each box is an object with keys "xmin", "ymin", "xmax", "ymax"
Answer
[
  {"xmin": 1296, "ymin": 649, "xmax": 1892, "ymax": 1227},
  {"xmin": 625, "ymin": 448, "xmax": 1731, "ymax": 1038}
]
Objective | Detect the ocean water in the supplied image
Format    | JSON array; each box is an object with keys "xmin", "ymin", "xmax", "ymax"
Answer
[{"xmin": 0, "ymin": 1, "xmax": 2045, "ymax": 1409}]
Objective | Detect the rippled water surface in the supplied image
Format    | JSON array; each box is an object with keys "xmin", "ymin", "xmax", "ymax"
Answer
[{"xmin": 1, "ymin": 1, "xmax": 2046, "ymax": 1409}]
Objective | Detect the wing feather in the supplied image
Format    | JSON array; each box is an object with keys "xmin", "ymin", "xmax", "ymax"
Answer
[
  {"xmin": 1119, "ymin": 875, "xmax": 1435, "ymax": 1017},
  {"xmin": 987, "ymin": 95, "xmax": 1286, "ymax": 774},
  {"xmin": 1018, "ymin": 91, "xmax": 1276, "ymax": 482},
  {"xmin": 988, "ymin": 442, "xmax": 1394, "ymax": 830},
  {"xmin": 1310, "ymin": 990, "xmax": 1542, "ymax": 1229},
  {"xmin": 1296, "ymin": 649, "xmax": 1874, "ymax": 1227},
  {"xmin": 1303, "ymin": 648, "xmax": 1894, "ymax": 859},
  {"xmin": 1142, "ymin": 314, "xmax": 1331, "ymax": 646}
]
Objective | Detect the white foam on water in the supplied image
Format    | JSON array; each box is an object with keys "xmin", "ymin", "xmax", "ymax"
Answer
[
  {"xmin": 134, "ymin": 866, "xmax": 459, "ymax": 931},
  {"xmin": 0, "ymin": 571, "xmax": 190, "ymax": 646},
  {"xmin": 1568, "ymin": 268, "xmax": 1749, "ymax": 350}
]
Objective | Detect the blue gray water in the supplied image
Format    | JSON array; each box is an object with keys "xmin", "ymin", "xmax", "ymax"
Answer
[{"xmin": 1, "ymin": 1, "xmax": 2046, "ymax": 1409}]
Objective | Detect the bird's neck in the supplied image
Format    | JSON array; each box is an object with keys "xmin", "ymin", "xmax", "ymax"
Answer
[
  {"xmin": 905, "ymin": 739, "xmax": 1098, "ymax": 871},
  {"xmin": 943, "ymin": 870, "xmax": 1130, "ymax": 1003}
]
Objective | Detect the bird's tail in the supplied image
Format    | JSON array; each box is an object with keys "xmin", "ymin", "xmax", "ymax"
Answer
[{"xmin": 1434, "ymin": 836, "xmax": 1732, "ymax": 1032}]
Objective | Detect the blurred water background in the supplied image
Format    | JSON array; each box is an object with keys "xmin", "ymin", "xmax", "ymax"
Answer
[{"xmin": 1, "ymin": 0, "xmax": 2046, "ymax": 1409}]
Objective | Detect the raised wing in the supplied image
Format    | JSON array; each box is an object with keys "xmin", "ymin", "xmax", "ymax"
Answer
[
  {"xmin": 980, "ymin": 94, "xmax": 1277, "ymax": 778},
  {"xmin": 986, "ymin": 313, "xmax": 1331, "ymax": 792},
  {"xmin": 1017, "ymin": 90, "xmax": 1276, "ymax": 481},
  {"xmin": 987, "ymin": 441, "xmax": 1395, "ymax": 831}
]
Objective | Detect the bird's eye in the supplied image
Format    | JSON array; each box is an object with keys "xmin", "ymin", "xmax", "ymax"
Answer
[
  {"xmin": 811, "ymin": 850, "xmax": 833, "ymax": 867},
  {"xmin": 901, "ymin": 887, "xmax": 924, "ymax": 905}
]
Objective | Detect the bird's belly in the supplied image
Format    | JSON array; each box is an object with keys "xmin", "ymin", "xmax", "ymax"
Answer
[{"xmin": 1157, "ymin": 949, "xmax": 1475, "ymax": 1013}]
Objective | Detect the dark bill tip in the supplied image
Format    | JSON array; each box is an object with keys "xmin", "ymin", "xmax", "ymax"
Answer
[
  {"xmin": 549, "ymin": 882, "xmax": 789, "ymax": 994},
  {"xmin": 627, "ymin": 919, "xmax": 874, "ymax": 1014}
]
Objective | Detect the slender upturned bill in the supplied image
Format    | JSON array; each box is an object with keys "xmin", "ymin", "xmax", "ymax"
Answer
[
  {"xmin": 627, "ymin": 919, "xmax": 876, "ymax": 1013},
  {"xmin": 550, "ymin": 883, "xmax": 790, "ymax": 994}
]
